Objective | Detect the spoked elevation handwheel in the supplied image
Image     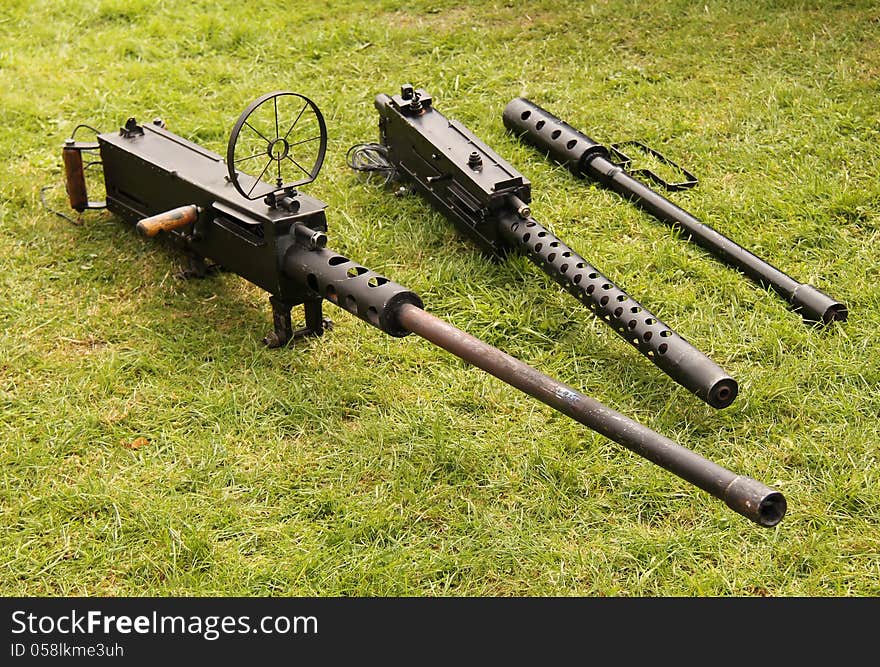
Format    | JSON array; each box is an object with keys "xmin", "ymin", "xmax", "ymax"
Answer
[{"xmin": 226, "ymin": 91, "xmax": 327, "ymax": 201}]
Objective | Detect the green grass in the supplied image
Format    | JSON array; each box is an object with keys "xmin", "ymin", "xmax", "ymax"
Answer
[{"xmin": 1, "ymin": 0, "xmax": 879, "ymax": 596}]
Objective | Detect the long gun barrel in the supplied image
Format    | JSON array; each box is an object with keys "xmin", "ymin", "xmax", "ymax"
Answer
[
  {"xmin": 503, "ymin": 97, "xmax": 848, "ymax": 325},
  {"xmin": 291, "ymin": 250, "xmax": 784, "ymax": 527},
  {"xmin": 60, "ymin": 92, "xmax": 785, "ymax": 526},
  {"xmin": 397, "ymin": 304, "xmax": 784, "ymax": 527},
  {"xmin": 373, "ymin": 86, "xmax": 737, "ymax": 409}
]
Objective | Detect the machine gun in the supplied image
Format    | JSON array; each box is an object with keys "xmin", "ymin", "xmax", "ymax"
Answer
[
  {"xmin": 60, "ymin": 91, "xmax": 785, "ymax": 527},
  {"xmin": 371, "ymin": 86, "xmax": 737, "ymax": 410},
  {"xmin": 502, "ymin": 98, "xmax": 848, "ymax": 325}
]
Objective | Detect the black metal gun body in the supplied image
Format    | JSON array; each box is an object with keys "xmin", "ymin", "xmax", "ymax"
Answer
[
  {"xmin": 503, "ymin": 97, "xmax": 848, "ymax": 325},
  {"xmin": 374, "ymin": 88, "xmax": 737, "ymax": 409},
  {"xmin": 59, "ymin": 101, "xmax": 785, "ymax": 527},
  {"xmin": 91, "ymin": 119, "xmax": 422, "ymax": 343}
]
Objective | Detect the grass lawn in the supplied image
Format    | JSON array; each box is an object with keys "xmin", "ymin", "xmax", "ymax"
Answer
[{"xmin": 1, "ymin": 0, "xmax": 878, "ymax": 596}]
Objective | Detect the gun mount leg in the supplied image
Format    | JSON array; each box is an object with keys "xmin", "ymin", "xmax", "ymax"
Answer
[
  {"xmin": 264, "ymin": 297, "xmax": 333, "ymax": 348},
  {"xmin": 301, "ymin": 298, "xmax": 334, "ymax": 337},
  {"xmin": 177, "ymin": 252, "xmax": 223, "ymax": 280}
]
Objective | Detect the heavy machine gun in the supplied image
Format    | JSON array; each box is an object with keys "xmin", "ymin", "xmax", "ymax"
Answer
[
  {"xmin": 371, "ymin": 85, "xmax": 737, "ymax": 409},
  {"xmin": 502, "ymin": 97, "xmax": 847, "ymax": 325},
  {"xmin": 60, "ymin": 91, "xmax": 785, "ymax": 527}
]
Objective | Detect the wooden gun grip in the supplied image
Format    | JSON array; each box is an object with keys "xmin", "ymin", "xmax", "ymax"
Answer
[
  {"xmin": 136, "ymin": 205, "xmax": 199, "ymax": 237},
  {"xmin": 62, "ymin": 144, "xmax": 88, "ymax": 212}
]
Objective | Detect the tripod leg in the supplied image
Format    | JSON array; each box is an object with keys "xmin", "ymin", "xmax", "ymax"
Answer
[{"xmin": 264, "ymin": 297, "xmax": 333, "ymax": 348}]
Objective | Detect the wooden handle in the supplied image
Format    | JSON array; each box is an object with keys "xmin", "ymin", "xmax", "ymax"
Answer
[
  {"xmin": 136, "ymin": 205, "xmax": 199, "ymax": 237},
  {"xmin": 62, "ymin": 145, "xmax": 88, "ymax": 212}
]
